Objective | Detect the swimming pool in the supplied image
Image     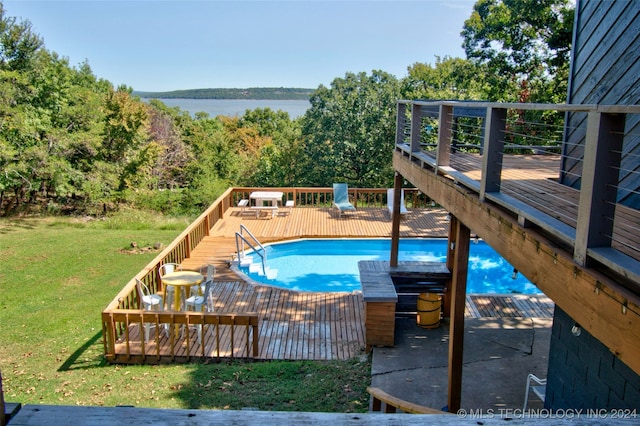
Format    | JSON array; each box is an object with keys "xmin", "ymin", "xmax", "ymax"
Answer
[{"xmin": 237, "ymin": 238, "xmax": 541, "ymax": 294}]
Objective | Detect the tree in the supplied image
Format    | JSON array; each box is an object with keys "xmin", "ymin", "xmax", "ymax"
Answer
[
  {"xmin": 461, "ymin": 0, "xmax": 574, "ymax": 103},
  {"xmin": 239, "ymin": 108, "xmax": 303, "ymax": 187},
  {"xmin": 0, "ymin": 3, "xmax": 43, "ymax": 72},
  {"xmin": 146, "ymin": 104, "xmax": 193, "ymax": 190},
  {"xmin": 403, "ymin": 56, "xmax": 487, "ymax": 101},
  {"xmin": 301, "ymin": 71, "xmax": 401, "ymax": 187},
  {"xmin": 181, "ymin": 110, "xmax": 239, "ymax": 210},
  {"xmin": 101, "ymin": 85, "xmax": 150, "ymax": 193}
]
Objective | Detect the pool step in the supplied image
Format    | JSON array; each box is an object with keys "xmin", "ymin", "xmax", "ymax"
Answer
[
  {"xmin": 238, "ymin": 255, "xmax": 253, "ymax": 267},
  {"xmin": 246, "ymin": 257, "xmax": 278, "ymax": 279}
]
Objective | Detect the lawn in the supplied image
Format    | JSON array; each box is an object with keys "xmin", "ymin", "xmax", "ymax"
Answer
[{"xmin": 0, "ymin": 213, "xmax": 371, "ymax": 412}]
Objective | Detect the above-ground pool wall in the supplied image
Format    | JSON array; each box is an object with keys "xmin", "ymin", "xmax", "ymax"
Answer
[{"xmin": 546, "ymin": 306, "xmax": 640, "ymax": 410}]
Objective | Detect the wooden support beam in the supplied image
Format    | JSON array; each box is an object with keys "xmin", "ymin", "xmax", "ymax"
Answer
[
  {"xmin": 447, "ymin": 216, "xmax": 470, "ymax": 413},
  {"xmin": 394, "ymin": 151, "xmax": 640, "ymax": 376},
  {"xmin": 442, "ymin": 214, "xmax": 456, "ymax": 319},
  {"xmin": 574, "ymin": 112, "xmax": 625, "ymax": 266},
  {"xmin": 390, "ymin": 172, "xmax": 403, "ymax": 267},
  {"xmin": 480, "ymin": 107, "xmax": 507, "ymax": 200}
]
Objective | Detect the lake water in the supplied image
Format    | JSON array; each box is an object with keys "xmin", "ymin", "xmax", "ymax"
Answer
[{"xmin": 150, "ymin": 98, "xmax": 311, "ymax": 119}]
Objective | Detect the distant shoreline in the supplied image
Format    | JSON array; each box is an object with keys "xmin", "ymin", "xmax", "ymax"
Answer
[
  {"xmin": 133, "ymin": 87, "xmax": 314, "ymax": 101},
  {"xmin": 147, "ymin": 98, "xmax": 311, "ymax": 119}
]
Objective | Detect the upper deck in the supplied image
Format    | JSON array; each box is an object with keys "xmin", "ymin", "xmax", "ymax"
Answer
[{"xmin": 392, "ymin": 100, "xmax": 640, "ymax": 376}]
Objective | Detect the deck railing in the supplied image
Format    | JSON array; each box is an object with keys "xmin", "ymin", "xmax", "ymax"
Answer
[
  {"xmin": 101, "ymin": 186, "xmax": 434, "ymax": 363},
  {"xmin": 395, "ymin": 100, "xmax": 640, "ymax": 287},
  {"xmin": 231, "ymin": 187, "xmax": 435, "ymax": 209},
  {"xmin": 102, "ymin": 309, "xmax": 259, "ymax": 364}
]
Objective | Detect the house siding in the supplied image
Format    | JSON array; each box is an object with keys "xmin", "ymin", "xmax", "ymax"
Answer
[
  {"xmin": 562, "ymin": 0, "xmax": 640, "ymax": 208},
  {"xmin": 546, "ymin": 306, "xmax": 640, "ymax": 410}
]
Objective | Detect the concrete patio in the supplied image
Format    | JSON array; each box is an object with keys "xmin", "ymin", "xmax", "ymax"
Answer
[{"xmin": 371, "ymin": 316, "xmax": 551, "ymax": 413}]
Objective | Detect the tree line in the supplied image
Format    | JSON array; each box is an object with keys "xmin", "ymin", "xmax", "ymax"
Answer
[{"xmin": 0, "ymin": 0, "xmax": 574, "ymax": 217}]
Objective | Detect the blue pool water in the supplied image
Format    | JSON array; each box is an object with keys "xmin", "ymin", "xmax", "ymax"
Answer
[{"xmin": 238, "ymin": 239, "xmax": 541, "ymax": 294}]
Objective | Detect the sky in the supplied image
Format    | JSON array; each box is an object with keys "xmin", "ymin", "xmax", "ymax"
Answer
[{"xmin": 4, "ymin": 0, "xmax": 477, "ymax": 92}]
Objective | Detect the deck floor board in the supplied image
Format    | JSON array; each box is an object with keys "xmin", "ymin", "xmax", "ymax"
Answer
[{"xmin": 115, "ymin": 280, "xmax": 554, "ymax": 361}]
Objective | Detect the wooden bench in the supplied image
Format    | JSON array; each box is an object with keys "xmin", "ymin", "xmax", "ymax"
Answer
[{"xmin": 367, "ymin": 386, "xmax": 449, "ymax": 414}]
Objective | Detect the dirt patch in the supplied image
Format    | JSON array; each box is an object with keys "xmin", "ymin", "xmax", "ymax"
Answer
[{"xmin": 119, "ymin": 241, "xmax": 164, "ymax": 255}]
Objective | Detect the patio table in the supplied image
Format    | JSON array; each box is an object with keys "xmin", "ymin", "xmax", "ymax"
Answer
[
  {"xmin": 161, "ymin": 271, "xmax": 204, "ymax": 311},
  {"xmin": 250, "ymin": 191, "xmax": 283, "ymax": 218},
  {"xmin": 250, "ymin": 191, "xmax": 283, "ymax": 207}
]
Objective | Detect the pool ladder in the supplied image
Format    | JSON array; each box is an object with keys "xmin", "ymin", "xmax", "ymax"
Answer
[{"xmin": 234, "ymin": 224, "xmax": 278, "ymax": 279}]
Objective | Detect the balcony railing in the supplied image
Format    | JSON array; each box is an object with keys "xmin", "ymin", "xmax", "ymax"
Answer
[{"xmin": 395, "ymin": 100, "xmax": 640, "ymax": 288}]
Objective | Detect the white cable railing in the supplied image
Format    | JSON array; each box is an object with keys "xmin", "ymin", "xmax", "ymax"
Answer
[{"xmin": 395, "ymin": 100, "xmax": 640, "ymax": 285}]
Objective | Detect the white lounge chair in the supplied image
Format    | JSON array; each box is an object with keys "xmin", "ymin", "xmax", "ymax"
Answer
[
  {"xmin": 387, "ymin": 188, "xmax": 409, "ymax": 217},
  {"xmin": 278, "ymin": 199, "xmax": 295, "ymax": 216},
  {"xmin": 237, "ymin": 199, "xmax": 252, "ymax": 216},
  {"xmin": 333, "ymin": 183, "xmax": 356, "ymax": 216}
]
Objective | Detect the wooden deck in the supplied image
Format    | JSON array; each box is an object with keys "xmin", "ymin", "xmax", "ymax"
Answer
[
  {"xmin": 401, "ymin": 147, "xmax": 640, "ymax": 278},
  {"xmin": 128, "ymin": 207, "xmax": 552, "ymax": 362},
  {"xmin": 114, "ymin": 280, "xmax": 554, "ymax": 361},
  {"xmin": 182, "ymin": 206, "xmax": 451, "ymax": 281}
]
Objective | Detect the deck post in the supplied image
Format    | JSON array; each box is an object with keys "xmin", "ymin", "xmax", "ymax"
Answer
[
  {"xmin": 410, "ymin": 104, "xmax": 422, "ymax": 153},
  {"xmin": 442, "ymin": 214, "xmax": 457, "ymax": 319},
  {"xmin": 185, "ymin": 234, "xmax": 191, "ymax": 258},
  {"xmin": 390, "ymin": 172, "xmax": 403, "ymax": 267},
  {"xmin": 396, "ymin": 102, "xmax": 407, "ymax": 147},
  {"xmin": 447, "ymin": 216, "xmax": 470, "ymax": 413},
  {"xmin": 574, "ymin": 111, "xmax": 625, "ymax": 266},
  {"xmin": 480, "ymin": 107, "xmax": 507, "ymax": 201},
  {"xmin": 436, "ymin": 104, "xmax": 453, "ymax": 169}
]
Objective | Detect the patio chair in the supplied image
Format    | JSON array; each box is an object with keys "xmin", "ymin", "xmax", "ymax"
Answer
[
  {"xmin": 237, "ymin": 198, "xmax": 250, "ymax": 215},
  {"xmin": 190, "ymin": 264, "xmax": 215, "ymax": 297},
  {"xmin": 333, "ymin": 183, "xmax": 356, "ymax": 216},
  {"xmin": 522, "ymin": 373, "xmax": 547, "ymax": 410},
  {"xmin": 387, "ymin": 188, "xmax": 409, "ymax": 217},
  {"xmin": 184, "ymin": 279, "xmax": 215, "ymax": 344},
  {"xmin": 158, "ymin": 262, "xmax": 182, "ymax": 309},
  {"xmin": 278, "ymin": 199, "xmax": 295, "ymax": 216},
  {"xmin": 135, "ymin": 278, "xmax": 166, "ymax": 342},
  {"xmin": 185, "ymin": 278, "xmax": 215, "ymax": 313}
]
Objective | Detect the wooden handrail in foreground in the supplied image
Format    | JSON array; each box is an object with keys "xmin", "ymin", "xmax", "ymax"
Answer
[{"xmin": 367, "ymin": 386, "xmax": 450, "ymax": 414}]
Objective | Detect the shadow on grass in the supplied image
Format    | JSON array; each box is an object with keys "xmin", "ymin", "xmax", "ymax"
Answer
[
  {"xmin": 58, "ymin": 331, "xmax": 107, "ymax": 371},
  {"xmin": 174, "ymin": 358, "xmax": 372, "ymax": 412},
  {"xmin": 0, "ymin": 218, "xmax": 37, "ymax": 234}
]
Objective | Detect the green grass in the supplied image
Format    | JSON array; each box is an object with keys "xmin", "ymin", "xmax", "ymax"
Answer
[{"xmin": 0, "ymin": 214, "xmax": 371, "ymax": 411}]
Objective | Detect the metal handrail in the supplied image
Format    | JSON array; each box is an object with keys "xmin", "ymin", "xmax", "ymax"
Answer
[{"xmin": 235, "ymin": 224, "xmax": 267, "ymax": 275}]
